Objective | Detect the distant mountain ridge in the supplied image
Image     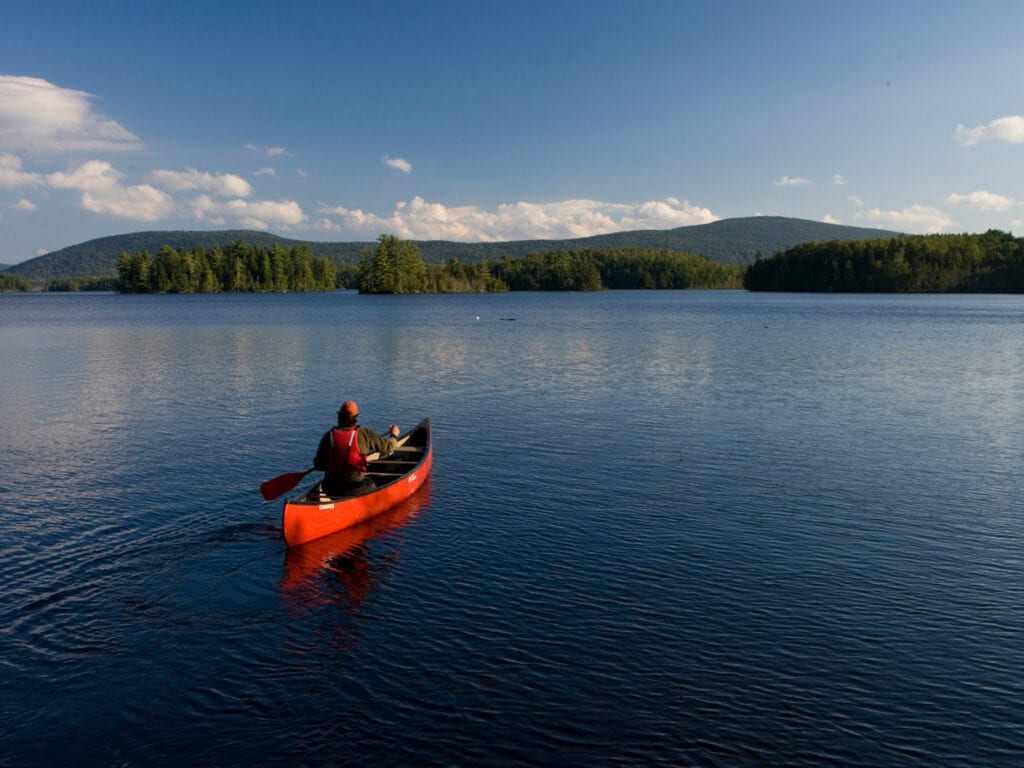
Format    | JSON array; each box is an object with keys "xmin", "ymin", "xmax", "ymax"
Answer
[{"xmin": 5, "ymin": 217, "xmax": 902, "ymax": 282}]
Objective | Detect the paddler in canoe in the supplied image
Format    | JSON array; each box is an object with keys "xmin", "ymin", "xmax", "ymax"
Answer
[{"xmin": 314, "ymin": 400, "xmax": 402, "ymax": 498}]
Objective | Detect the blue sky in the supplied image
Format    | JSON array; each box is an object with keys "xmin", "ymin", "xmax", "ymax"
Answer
[{"xmin": 2, "ymin": 0, "xmax": 1023, "ymax": 263}]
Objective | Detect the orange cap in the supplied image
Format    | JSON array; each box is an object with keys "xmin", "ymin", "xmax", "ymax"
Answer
[{"xmin": 339, "ymin": 400, "xmax": 359, "ymax": 418}]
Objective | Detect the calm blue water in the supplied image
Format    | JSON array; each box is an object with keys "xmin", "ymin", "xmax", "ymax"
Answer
[{"xmin": 1, "ymin": 290, "xmax": 1022, "ymax": 766}]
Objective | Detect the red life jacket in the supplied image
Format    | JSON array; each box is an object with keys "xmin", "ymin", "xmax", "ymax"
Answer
[{"xmin": 328, "ymin": 427, "xmax": 367, "ymax": 474}]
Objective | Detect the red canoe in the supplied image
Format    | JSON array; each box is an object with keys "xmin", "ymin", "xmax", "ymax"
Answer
[{"xmin": 282, "ymin": 418, "xmax": 432, "ymax": 547}]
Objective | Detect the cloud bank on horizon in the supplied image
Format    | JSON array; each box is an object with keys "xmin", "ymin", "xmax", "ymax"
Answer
[
  {"xmin": 1, "ymin": 56, "xmax": 1023, "ymax": 258},
  {"xmin": 315, "ymin": 196, "xmax": 718, "ymax": 241}
]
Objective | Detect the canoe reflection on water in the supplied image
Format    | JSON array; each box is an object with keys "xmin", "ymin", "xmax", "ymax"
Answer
[{"xmin": 281, "ymin": 478, "xmax": 432, "ymax": 610}]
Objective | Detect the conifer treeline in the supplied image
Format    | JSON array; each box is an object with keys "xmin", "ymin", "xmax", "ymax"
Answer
[
  {"xmin": 113, "ymin": 235, "xmax": 745, "ymax": 294},
  {"xmin": 744, "ymin": 230, "xmax": 1024, "ymax": 292},
  {"xmin": 116, "ymin": 241, "xmax": 336, "ymax": 293},
  {"xmin": 495, "ymin": 247, "xmax": 744, "ymax": 291},
  {"xmin": 4, "ymin": 273, "xmax": 172, "ymax": 292},
  {"xmin": 47, "ymin": 277, "xmax": 118, "ymax": 292},
  {"xmin": 357, "ymin": 236, "xmax": 743, "ymax": 294},
  {"xmin": 0, "ymin": 273, "xmax": 30, "ymax": 292}
]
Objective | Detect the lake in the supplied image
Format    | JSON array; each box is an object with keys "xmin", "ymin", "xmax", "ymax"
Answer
[{"xmin": 1, "ymin": 290, "xmax": 1022, "ymax": 766}]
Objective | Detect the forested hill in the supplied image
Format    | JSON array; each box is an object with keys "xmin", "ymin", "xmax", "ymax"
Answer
[
  {"xmin": 548, "ymin": 216, "xmax": 902, "ymax": 266},
  {"xmin": 6, "ymin": 230, "xmax": 335, "ymax": 282},
  {"xmin": 410, "ymin": 217, "xmax": 901, "ymax": 267},
  {"xmin": 6, "ymin": 216, "xmax": 900, "ymax": 281}
]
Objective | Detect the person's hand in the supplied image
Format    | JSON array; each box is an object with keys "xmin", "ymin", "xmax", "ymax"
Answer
[{"xmin": 389, "ymin": 425, "xmax": 400, "ymax": 437}]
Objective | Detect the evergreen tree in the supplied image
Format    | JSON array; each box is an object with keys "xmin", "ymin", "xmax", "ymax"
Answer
[{"xmin": 359, "ymin": 235, "xmax": 427, "ymax": 294}]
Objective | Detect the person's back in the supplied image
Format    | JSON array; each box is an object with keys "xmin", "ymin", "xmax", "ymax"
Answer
[{"xmin": 313, "ymin": 400, "xmax": 400, "ymax": 498}]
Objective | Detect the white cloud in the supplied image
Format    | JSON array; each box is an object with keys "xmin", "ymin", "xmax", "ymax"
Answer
[
  {"xmin": 191, "ymin": 194, "xmax": 305, "ymax": 230},
  {"xmin": 227, "ymin": 199, "xmax": 305, "ymax": 229},
  {"xmin": 853, "ymin": 204, "xmax": 954, "ymax": 233},
  {"xmin": 147, "ymin": 168, "xmax": 252, "ymax": 197},
  {"xmin": 42, "ymin": 158, "xmax": 301, "ymax": 227},
  {"xmin": 317, "ymin": 195, "xmax": 718, "ymax": 241},
  {"xmin": 0, "ymin": 153, "xmax": 44, "ymax": 188},
  {"xmin": 833, "ymin": 174, "xmax": 847, "ymax": 186},
  {"xmin": 77, "ymin": 185, "xmax": 173, "ymax": 220},
  {"xmin": 0, "ymin": 75, "xmax": 143, "ymax": 153},
  {"xmin": 822, "ymin": 214, "xmax": 841, "ymax": 224},
  {"xmin": 383, "ymin": 155, "xmax": 413, "ymax": 174},
  {"xmin": 47, "ymin": 160, "xmax": 174, "ymax": 221},
  {"xmin": 955, "ymin": 116, "xmax": 1024, "ymax": 145},
  {"xmin": 946, "ymin": 190, "xmax": 1016, "ymax": 212},
  {"xmin": 774, "ymin": 176, "xmax": 811, "ymax": 187},
  {"xmin": 313, "ymin": 217, "xmax": 342, "ymax": 232},
  {"xmin": 848, "ymin": 196, "xmax": 864, "ymax": 208},
  {"xmin": 46, "ymin": 159, "xmax": 120, "ymax": 191},
  {"xmin": 14, "ymin": 198, "xmax": 36, "ymax": 210},
  {"xmin": 254, "ymin": 167, "xmax": 275, "ymax": 176},
  {"xmin": 296, "ymin": 169, "xmax": 308, "ymax": 180},
  {"xmin": 245, "ymin": 143, "xmax": 289, "ymax": 157}
]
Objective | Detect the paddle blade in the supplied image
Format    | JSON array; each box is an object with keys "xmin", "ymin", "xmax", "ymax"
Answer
[{"xmin": 260, "ymin": 468, "xmax": 314, "ymax": 501}]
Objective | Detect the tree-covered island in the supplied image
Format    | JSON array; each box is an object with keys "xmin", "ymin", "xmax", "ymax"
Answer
[
  {"xmin": 357, "ymin": 235, "xmax": 743, "ymax": 293},
  {"xmin": 113, "ymin": 234, "xmax": 743, "ymax": 294},
  {"xmin": 116, "ymin": 241, "xmax": 337, "ymax": 293},
  {"xmin": 744, "ymin": 230, "xmax": 1024, "ymax": 292}
]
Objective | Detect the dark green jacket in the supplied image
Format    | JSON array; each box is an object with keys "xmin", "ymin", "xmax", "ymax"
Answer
[{"xmin": 314, "ymin": 425, "xmax": 398, "ymax": 483}]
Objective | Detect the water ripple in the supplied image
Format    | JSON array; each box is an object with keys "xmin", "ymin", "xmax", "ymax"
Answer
[{"xmin": 3, "ymin": 292, "xmax": 1024, "ymax": 766}]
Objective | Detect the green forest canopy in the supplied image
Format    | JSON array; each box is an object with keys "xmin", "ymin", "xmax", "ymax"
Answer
[
  {"xmin": 356, "ymin": 236, "xmax": 744, "ymax": 293},
  {"xmin": 116, "ymin": 241, "xmax": 336, "ymax": 293},
  {"xmin": 744, "ymin": 230, "xmax": 1024, "ymax": 293},
  {"xmin": 7, "ymin": 216, "xmax": 902, "ymax": 283},
  {"xmin": 0, "ymin": 273, "xmax": 30, "ymax": 292},
  {"xmin": 53, "ymin": 231, "xmax": 1024, "ymax": 295},
  {"xmin": 113, "ymin": 236, "xmax": 744, "ymax": 294}
]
